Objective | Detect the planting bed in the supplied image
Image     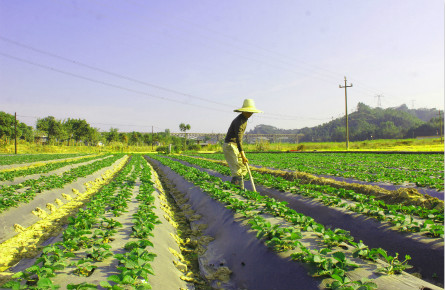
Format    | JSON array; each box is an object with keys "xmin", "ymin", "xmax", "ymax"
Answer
[
  {"xmin": 0, "ymin": 152, "xmax": 443, "ymax": 290},
  {"xmin": 0, "ymin": 153, "xmax": 91, "ymax": 166},
  {"xmin": 145, "ymin": 154, "xmax": 443, "ymax": 289}
]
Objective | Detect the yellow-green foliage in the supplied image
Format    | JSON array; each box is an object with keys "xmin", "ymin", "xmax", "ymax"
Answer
[{"xmin": 0, "ymin": 138, "xmax": 442, "ymax": 154}]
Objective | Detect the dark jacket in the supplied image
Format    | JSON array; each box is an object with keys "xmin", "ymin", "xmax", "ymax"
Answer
[{"xmin": 225, "ymin": 114, "xmax": 248, "ymax": 152}]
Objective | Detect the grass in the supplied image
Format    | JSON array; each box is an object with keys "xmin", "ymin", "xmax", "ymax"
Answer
[
  {"xmin": 0, "ymin": 141, "xmax": 157, "ymax": 155},
  {"xmin": 242, "ymin": 138, "xmax": 444, "ymax": 152},
  {"xmin": 0, "ymin": 138, "xmax": 443, "ymax": 155}
]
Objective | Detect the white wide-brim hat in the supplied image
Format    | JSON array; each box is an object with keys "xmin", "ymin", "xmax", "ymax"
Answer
[{"xmin": 234, "ymin": 99, "xmax": 263, "ymax": 113}]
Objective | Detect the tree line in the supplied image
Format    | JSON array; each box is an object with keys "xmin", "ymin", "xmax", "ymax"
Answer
[
  {"xmin": 2, "ymin": 104, "xmax": 442, "ymax": 148},
  {"xmin": 0, "ymin": 112, "xmax": 190, "ymax": 149}
]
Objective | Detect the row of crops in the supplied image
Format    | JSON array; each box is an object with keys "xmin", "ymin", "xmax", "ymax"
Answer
[
  {"xmin": 173, "ymin": 155, "xmax": 444, "ymax": 237},
  {"xmin": 0, "ymin": 154, "xmax": 90, "ymax": 166},
  {"xmin": 0, "ymin": 154, "xmax": 123, "ymax": 214},
  {"xmin": 188, "ymin": 152, "xmax": 444, "ymax": 191},
  {"xmin": 0, "ymin": 152, "xmax": 443, "ymax": 289}
]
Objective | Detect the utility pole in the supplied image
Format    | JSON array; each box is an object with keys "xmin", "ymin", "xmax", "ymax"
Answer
[
  {"xmin": 14, "ymin": 112, "xmax": 17, "ymax": 154},
  {"xmin": 439, "ymin": 110, "xmax": 443, "ymax": 142},
  {"xmin": 152, "ymin": 126, "xmax": 154, "ymax": 151},
  {"xmin": 339, "ymin": 77, "xmax": 352, "ymax": 150}
]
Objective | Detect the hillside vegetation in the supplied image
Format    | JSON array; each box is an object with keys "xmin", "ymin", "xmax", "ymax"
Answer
[{"xmin": 249, "ymin": 104, "xmax": 443, "ymax": 142}]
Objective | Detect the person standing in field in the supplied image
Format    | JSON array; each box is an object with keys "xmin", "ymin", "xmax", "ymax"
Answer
[{"xmin": 223, "ymin": 99, "xmax": 262, "ymax": 189}]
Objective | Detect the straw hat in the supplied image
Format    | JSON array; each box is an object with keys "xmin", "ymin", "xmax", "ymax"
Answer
[{"xmin": 234, "ymin": 99, "xmax": 263, "ymax": 113}]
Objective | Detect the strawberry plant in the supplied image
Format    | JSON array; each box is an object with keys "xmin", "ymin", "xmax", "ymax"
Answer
[
  {"xmin": 350, "ymin": 241, "xmax": 379, "ymax": 262},
  {"xmin": 375, "ymin": 249, "xmax": 412, "ymax": 275},
  {"xmin": 85, "ymin": 244, "xmax": 113, "ymax": 262},
  {"xmin": 67, "ymin": 282, "xmax": 98, "ymax": 289},
  {"xmin": 74, "ymin": 258, "xmax": 97, "ymax": 277},
  {"xmin": 327, "ymin": 276, "xmax": 377, "ymax": 290}
]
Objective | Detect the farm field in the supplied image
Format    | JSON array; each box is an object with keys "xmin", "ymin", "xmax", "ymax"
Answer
[
  {"xmin": 0, "ymin": 152, "xmax": 443, "ymax": 290},
  {"xmin": 190, "ymin": 152, "xmax": 445, "ymax": 193}
]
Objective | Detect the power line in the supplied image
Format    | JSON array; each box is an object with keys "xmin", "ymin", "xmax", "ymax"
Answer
[
  {"xmin": 119, "ymin": 0, "xmax": 401, "ymax": 101},
  {"xmin": 16, "ymin": 114, "xmax": 166, "ymax": 131},
  {"xmin": 0, "ymin": 51, "xmax": 230, "ymax": 114},
  {"xmin": 0, "ymin": 36, "xmax": 331, "ymax": 122},
  {"xmin": 63, "ymin": 0, "xmax": 387, "ymax": 103},
  {"xmin": 0, "ymin": 36, "xmax": 233, "ymax": 109}
]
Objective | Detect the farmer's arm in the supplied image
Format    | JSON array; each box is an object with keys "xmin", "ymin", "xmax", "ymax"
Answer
[{"xmin": 237, "ymin": 118, "xmax": 248, "ymax": 164}]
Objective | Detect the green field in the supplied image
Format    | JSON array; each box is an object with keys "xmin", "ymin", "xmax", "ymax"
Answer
[
  {"xmin": 0, "ymin": 152, "xmax": 443, "ymax": 289},
  {"xmin": 0, "ymin": 138, "xmax": 443, "ymax": 155}
]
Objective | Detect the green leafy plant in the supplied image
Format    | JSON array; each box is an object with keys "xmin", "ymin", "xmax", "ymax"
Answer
[
  {"xmin": 327, "ymin": 275, "xmax": 377, "ymax": 290},
  {"xmin": 86, "ymin": 244, "xmax": 113, "ymax": 262},
  {"xmin": 75, "ymin": 258, "xmax": 97, "ymax": 277},
  {"xmin": 350, "ymin": 241, "xmax": 379, "ymax": 262},
  {"xmin": 67, "ymin": 282, "xmax": 98, "ymax": 289},
  {"xmin": 376, "ymin": 249, "xmax": 412, "ymax": 275}
]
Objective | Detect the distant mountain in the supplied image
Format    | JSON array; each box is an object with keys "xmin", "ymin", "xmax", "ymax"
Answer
[
  {"xmin": 247, "ymin": 103, "xmax": 443, "ymax": 141},
  {"xmin": 247, "ymin": 124, "xmax": 298, "ymax": 135}
]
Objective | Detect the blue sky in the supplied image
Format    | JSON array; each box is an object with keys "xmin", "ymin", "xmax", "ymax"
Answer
[{"xmin": 0, "ymin": 0, "xmax": 443, "ymax": 133}]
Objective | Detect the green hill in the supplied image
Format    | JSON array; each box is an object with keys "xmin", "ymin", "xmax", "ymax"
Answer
[{"xmin": 248, "ymin": 103, "xmax": 443, "ymax": 142}]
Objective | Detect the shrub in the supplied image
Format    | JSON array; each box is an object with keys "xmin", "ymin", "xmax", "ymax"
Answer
[
  {"xmin": 156, "ymin": 146, "xmax": 168, "ymax": 153},
  {"xmin": 255, "ymin": 140, "xmax": 270, "ymax": 151},
  {"xmin": 187, "ymin": 144, "xmax": 201, "ymax": 151}
]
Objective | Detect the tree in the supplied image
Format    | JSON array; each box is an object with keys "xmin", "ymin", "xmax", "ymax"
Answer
[
  {"xmin": 129, "ymin": 131, "xmax": 142, "ymax": 145},
  {"xmin": 36, "ymin": 116, "xmax": 65, "ymax": 143},
  {"xmin": 378, "ymin": 121, "xmax": 402, "ymax": 139},
  {"xmin": 142, "ymin": 133, "xmax": 151, "ymax": 146},
  {"xmin": 332, "ymin": 127, "xmax": 346, "ymax": 142},
  {"xmin": 406, "ymin": 115, "xmax": 444, "ymax": 138},
  {"xmin": 0, "ymin": 112, "xmax": 16, "ymax": 141},
  {"xmin": 63, "ymin": 118, "xmax": 92, "ymax": 145},
  {"xmin": 63, "ymin": 119, "xmax": 75, "ymax": 145},
  {"xmin": 0, "ymin": 112, "xmax": 35, "ymax": 144},
  {"xmin": 85, "ymin": 127, "xmax": 100, "ymax": 145},
  {"xmin": 179, "ymin": 123, "xmax": 191, "ymax": 150},
  {"xmin": 18, "ymin": 123, "xmax": 34, "ymax": 142},
  {"xmin": 350, "ymin": 119, "xmax": 376, "ymax": 141},
  {"xmin": 119, "ymin": 133, "xmax": 128, "ymax": 144},
  {"xmin": 106, "ymin": 128, "xmax": 119, "ymax": 143}
]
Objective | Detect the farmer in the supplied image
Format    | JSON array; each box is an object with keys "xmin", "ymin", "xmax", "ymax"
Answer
[{"xmin": 223, "ymin": 99, "xmax": 262, "ymax": 189}]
